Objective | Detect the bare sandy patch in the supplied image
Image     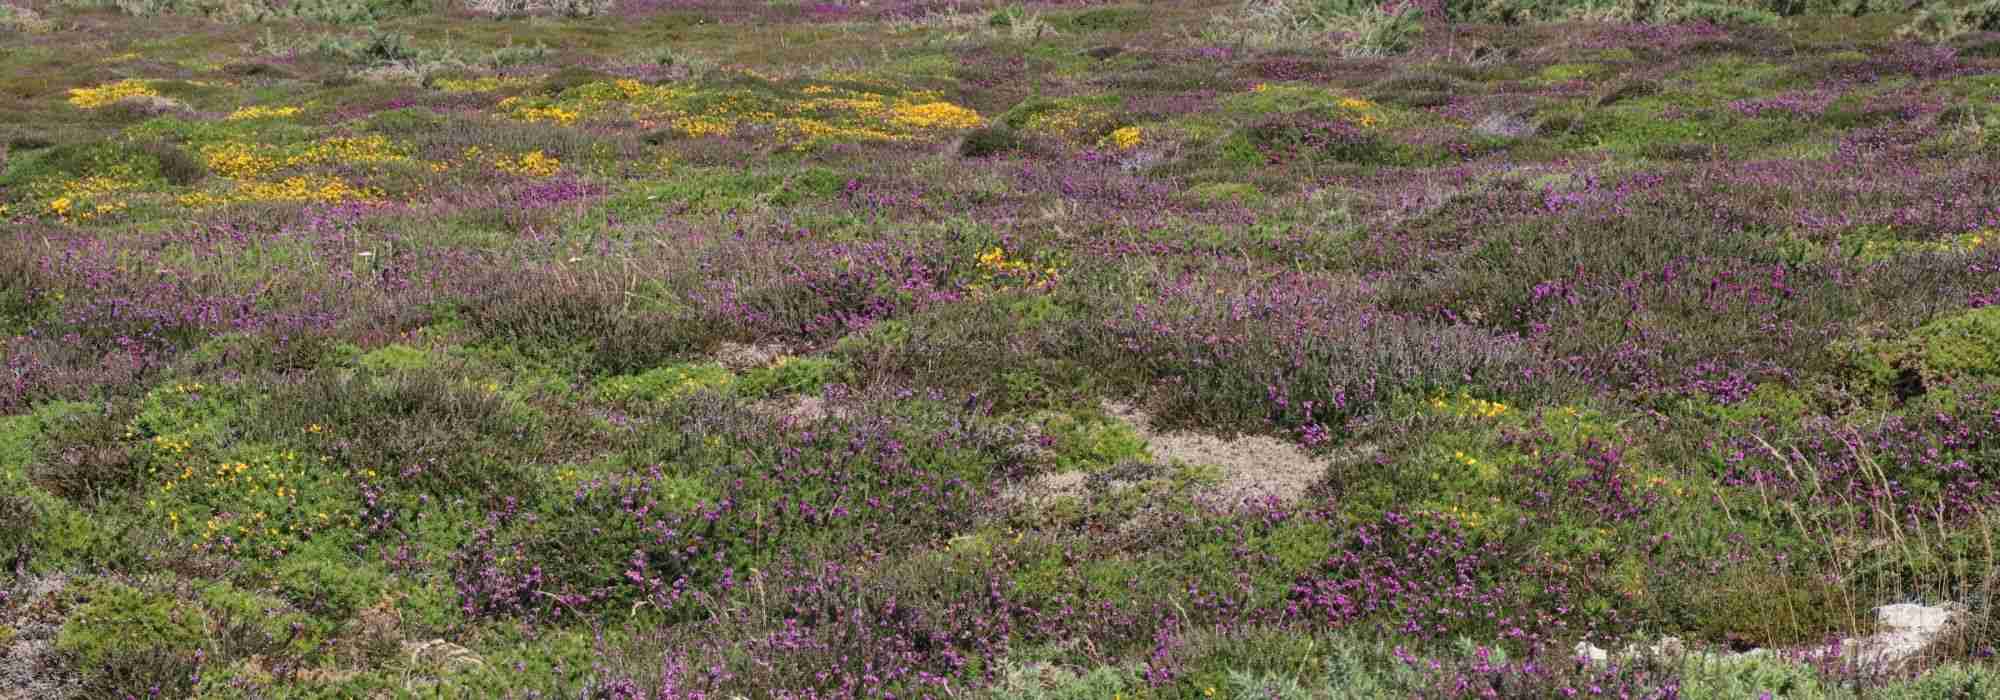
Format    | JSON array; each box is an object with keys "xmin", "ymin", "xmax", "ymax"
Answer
[
  {"xmin": 1103, "ymin": 401, "xmax": 1336, "ymax": 505},
  {"xmin": 2, "ymin": 574, "xmax": 77, "ymax": 700},
  {"xmin": 714, "ymin": 341, "xmax": 789, "ymax": 371}
]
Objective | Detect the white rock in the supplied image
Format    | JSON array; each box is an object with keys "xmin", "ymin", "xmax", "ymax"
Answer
[
  {"xmin": 1878, "ymin": 602, "xmax": 1956, "ymax": 632},
  {"xmin": 1847, "ymin": 602, "xmax": 1962, "ymax": 669}
]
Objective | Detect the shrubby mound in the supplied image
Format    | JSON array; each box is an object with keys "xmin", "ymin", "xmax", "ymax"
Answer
[
  {"xmin": 99, "ymin": 0, "xmax": 436, "ymax": 23},
  {"xmin": 3, "ymin": 0, "xmax": 2000, "ymax": 697}
]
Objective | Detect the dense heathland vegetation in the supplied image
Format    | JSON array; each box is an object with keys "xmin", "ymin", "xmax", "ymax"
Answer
[{"xmin": 5, "ymin": 0, "xmax": 2000, "ymax": 696}]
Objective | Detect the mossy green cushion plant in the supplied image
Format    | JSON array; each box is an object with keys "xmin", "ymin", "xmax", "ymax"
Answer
[
  {"xmin": 1852, "ymin": 306, "xmax": 2000, "ymax": 400},
  {"xmin": 56, "ymin": 579, "xmax": 211, "ymax": 693}
]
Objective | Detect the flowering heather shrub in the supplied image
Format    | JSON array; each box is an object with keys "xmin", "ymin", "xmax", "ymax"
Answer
[
  {"xmin": 1242, "ymin": 111, "xmax": 1397, "ymax": 165},
  {"xmin": 1089, "ymin": 268, "xmax": 1524, "ymax": 436},
  {"xmin": 94, "ymin": 0, "xmax": 435, "ymax": 22},
  {"xmin": 1717, "ymin": 393, "xmax": 2000, "ymax": 525},
  {"xmin": 451, "ymin": 392, "xmax": 1028, "ymax": 621},
  {"xmin": 9, "ymin": 2, "xmax": 2000, "ymax": 697},
  {"xmin": 1284, "ymin": 511, "xmax": 1525, "ymax": 640}
]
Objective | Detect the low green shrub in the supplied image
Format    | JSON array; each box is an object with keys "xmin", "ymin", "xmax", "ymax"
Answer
[
  {"xmin": 960, "ymin": 125, "xmax": 1024, "ymax": 158},
  {"xmin": 274, "ymin": 541, "xmax": 387, "ymax": 618},
  {"xmin": 101, "ymin": 0, "xmax": 434, "ymax": 23},
  {"xmin": 56, "ymin": 579, "xmax": 211, "ymax": 696},
  {"xmin": 597, "ymin": 362, "xmax": 735, "ymax": 402},
  {"xmin": 1034, "ymin": 407, "xmax": 1149, "ymax": 473},
  {"xmin": 737, "ymin": 356, "xmax": 840, "ymax": 399},
  {"xmin": 1850, "ymin": 306, "xmax": 2000, "ymax": 400}
]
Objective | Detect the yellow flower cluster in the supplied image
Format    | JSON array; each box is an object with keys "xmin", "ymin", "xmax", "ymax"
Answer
[
  {"xmin": 505, "ymin": 101, "xmax": 582, "ymax": 125},
  {"xmin": 433, "ymin": 76, "xmax": 532, "ymax": 93},
  {"xmin": 152, "ymin": 435, "xmax": 194, "ymax": 457},
  {"xmin": 889, "ymin": 101, "xmax": 983, "ymax": 130},
  {"xmin": 492, "ymin": 149, "xmax": 561, "ymax": 177},
  {"xmin": 1339, "ymin": 97, "xmax": 1380, "ymax": 127},
  {"xmin": 237, "ymin": 176, "xmax": 376, "ymax": 203},
  {"xmin": 201, "ymin": 141, "xmax": 282, "ymax": 179},
  {"xmin": 978, "ymin": 246, "xmax": 1029, "ymax": 275},
  {"xmin": 609, "ymin": 78, "xmax": 651, "ymax": 99},
  {"xmin": 674, "ymin": 116, "xmax": 740, "ymax": 138},
  {"xmin": 298, "ymin": 135, "xmax": 410, "ymax": 168},
  {"xmin": 1963, "ymin": 229, "xmax": 1994, "ymax": 251},
  {"xmin": 1240, "ymin": 83, "xmax": 1382, "ymax": 128},
  {"xmin": 1855, "ymin": 228, "xmax": 1999, "ymax": 260},
  {"xmin": 773, "ymin": 118, "xmax": 902, "ymax": 144},
  {"xmin": 1430, "ymin": 392, "xmax": 1510, "ymax": 419},
  {"xmin": 179, "ymin": 175, "xmax": 378, "ymax": 208},
  {"xmin": 499, "ymin": 78, "xmax": 982, "ymax": 146},
  {"xmin": 454, "ymin": 146, "xmax": 563, "ymax": 177},
  {"xmin": 1645, "ymin": 475, "xmax": 1688, "ymax": 498},
  {"xmin": 1416, "ymin": 503, "xmax": 1490, "ymax": 529},
  {"xmin": 974, "ymin": 246, "xmax": 1060, "ymax": 291},
  {"xmin": 226, "ymin": 105, "xmax": 303, "ymax": 121},
  {"xmin": 1020, "ymin": 106, "xmax": 1106, "ymax": 140},
  {"xmin": 67, "ymin": 79, "xmax": 157, "ymax": 109},
  {"xmin": 206, "ymin": 135, "xmax": 413, "ymax": 180},
  {"xmin": 40, "ymin": 175, "xmax": 142, "ymax": 222},
  {"xmin": 45, "ymin": 196, "xmax": 126, "ymax": 221},
  {"xmin": 147, "ymin": 450, "xmax": 344, "ymax": 557},
  {"xmin": 1434, "ymin": 447, "xmax": 1502, "ymax": 485},
  {"xmin": 497, "ymin": 79, "xmax": 659, "ymax": 125},
  {"xmin": 1106, "ymin": 126, "xmax": 1143, "ymax": 151}
]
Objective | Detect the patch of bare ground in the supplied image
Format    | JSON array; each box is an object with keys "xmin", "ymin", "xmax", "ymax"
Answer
[
  {"xmin": 1102, "ymin": 401, "xmax": 1347, "ymax": 505},
  {"xmin": 749, "ymin": 394, "xmax": 846, "ymax": 425},
  {"xmin": 1, "ymin": 574, "xmax": 77, "ymax": 700},
  {"xmin": 1017, "ymin": 401, "xmax": 1373, "ymax": 510},
  {"xmin": 713, "ymin": 341, "xmax": 789, "ymax": 371}
]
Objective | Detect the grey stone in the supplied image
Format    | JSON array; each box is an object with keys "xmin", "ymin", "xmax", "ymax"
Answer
[{"xmin": 1473, "ymin": 112, "xmax": 1535, "ymax": 139}]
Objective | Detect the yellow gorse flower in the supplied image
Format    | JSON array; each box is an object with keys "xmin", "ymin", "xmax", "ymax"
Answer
[
  {"xmin": 180, "ymin": 176, "xmax": 379, "ymax": 208},
  {"xmin": 36, "ymin": 174, "xmax": 143, "ymax": 222},
  {"xmin": 1961, "ymin": 228, "xmax": 1996, "ymax": 252},
  {"xmin": 199, "ymin": 136, "xmax": 408, "ymax": 179},
  {"xmin": 226, "ymin": 105, "xmax": 302, "ymax": 121},
  {"xmin": 888, "ymin": 101, "xmax": 982, "ymax": 130},
  {"xmin": 973, "ymin": 247, "xmax": 1060, "ymax": 292},
  {"xmin": 68, "ymin": 79, "xmax": 158, "ymax": 108},
  {"xmin": 499, "ymin": 78, "xmax": 981, "ymax": 146},
  {"xmin": 492, "ymin": 150, "xmax": 562, "ymax": 177},
  {"xmin": 499, "ymin": 95, "xmax": 583, "ymax": 125},
  {"xmin": 1107, "ymin": 126, "xmax": 1143, "ymax": 151},
  {"xmin": 433, "ymin": 76, "xmax": 532, "ymax": 93},
  {"xmin": 1430, "ymin": 392, "xmax": 1508, "ymax": 419}
]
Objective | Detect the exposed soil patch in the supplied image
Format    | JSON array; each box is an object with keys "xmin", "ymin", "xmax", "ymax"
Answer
[
  {"xmin": 1, "ymin": 574, "xmax": 76, "ymax": 700},
  {"xmin": 1012, "ymin": 401, "xmax": 1361, "ymax": 508},
  {"xmin": 1102, "ymin": 401, "xmax": 1337, "ymax": 505},
  {"xmin": 714, "ymin": 341, "xmax": 789, "ymax": 371}
]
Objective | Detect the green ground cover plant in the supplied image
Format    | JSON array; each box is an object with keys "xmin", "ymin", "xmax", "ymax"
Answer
[{"xmin": 4, "ymin": 0, "xmax": 2000, "ymax": 697}]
